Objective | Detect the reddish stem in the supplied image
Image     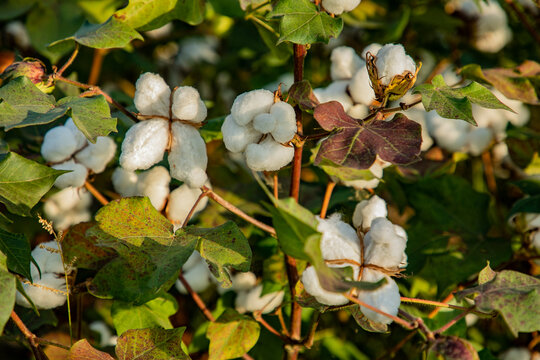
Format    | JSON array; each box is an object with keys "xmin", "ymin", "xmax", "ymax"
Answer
[
  {"xmin": 88, "ymin": 48, "xmax": 108, "ymax": 85},
  {"xmin": 84, "ymin": 181, "xmax": 109, "ymax": 206},
  {"xmin": 319, "ymin": 181, "xmax": 336, "ymax": 219}
]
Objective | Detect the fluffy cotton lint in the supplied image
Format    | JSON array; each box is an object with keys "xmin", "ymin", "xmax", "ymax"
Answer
[
  {"xmin": 119, "ymin": 119, "xmax": 169, "ymax": 171},
  {"xmin": 134, "ymin": 72, "xmax": 171, "ymax": 117}
]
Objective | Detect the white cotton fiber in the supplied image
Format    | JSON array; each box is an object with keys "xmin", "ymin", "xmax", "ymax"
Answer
[
  {"xmin": 245, "ymin": 137, "xmax": 294, "ymax": 172},
  {"xmin": 356, "ymin": 268, "xmax": 401, "ymax": 324},
  {"xmin": 466, "ymin": 127, "xmax": 493, "ymax": 156},
  {"xmin": 31, "ymin": 241, "xmax": 64, "ymax": 275},
  {"xmin": 169, "ymin": 122, "xmax": 208, "ymax": 188},
  {"xmin": 232, "ymin": 272, "xmax": 258, "ymax": 292},
  {"xmin": 64, "ymin": 118, "xmax": 88, "ymax": 151},
  {"xmin": 231, "ymin": 90, "xmax": 275, "ymax": 126},
  {"xmin": 361, "ymin": 43, "xmax": 382, "ymax": 60},
  {"xmin": 330, "ymin": 46, "xmax": 364, "ymax": 80},
  {"xmin": 183, "ymin": 251, "xmax": 204, "ymax": 272},
  {"xmin": 253, "ymin": 113, "xmax": 276, "ymax": 134},
  {"xmin": 222, "ymin": 115, "xmax": 262, "ymax": 153},
  {"xmin": 427, "ymin": 113, "xmax": 469, "ymax": 153},
  {"xmin": 406, "ymin": 108, "xmax": 433, "ymax": 151},
  {"xmin": 133, "ymin": 73, "xmax": 171, "ymax": 117},
  {"xmin": 473, "ymin": 1, "xmax": 511, "ymax": 53},
  {"xmin": 301, "ymin": 266, "xmax": 350, "ymax": 306},
  {"xmin": 175, "ymin": 260, "xmax": 213, "ymax": 294},
  {"xmin": 41, "ymin": 126, "xmax": 78, "ymax": 163},
  {"xmin": 352, "ymin": 195, "xmax": 388, "ymax": 230},
  {"xmin": 171, "ymin": 86, "xmax": 206, "ymax": 123},
  {"xmin": 52, "ymin": 160, "xmax": 88, "ymax": 188},
  {"xmin": 16, "ymin": 272, "xmax": 67, "ymax": 309},
  {"xmin": 317, "ymin": 214, "xmax": 361, "ymax": 262},
  {"xmin": 500, "ymin": 348, "xmax": 533, "ymax": 360},
  {"xmin": 347, "ymin": 104, "xmax": 369, "ymax": 119},
  {"xmin": 235, "ymin": 284, "xmax": 284, "ymax": 314},
  {"xmin": 313, "ymin": 81, "xmax": 353, "ymax": 112},
  {"xmin": 119, "ymin": 119, "xmax": 169, "ymax": 171},
  {"xmin": 363, "ymin": 218, "xmax": 407, "ymax": 269},
  {"xmin": 322, "ymin": 0, "xmax": 361, "ymax": 15},
  {"xmin": 349, "ymin": 65, "xmax": 376, "ymax": 106},
  {"xmin": 375, "ymin": 44, "xmax": 416, "ymax": 86},
  {"xmin": 270, "ymin": 102, "xmax": 297, "ymax": 143},
  {"xmin": 89, "ymin": 321, "xmax": 117, "ymax": 347},
  {"xmin": 75, "ymin": 136, "xmax": 116, "ymax": 173},
  {"xmin": 136, "ymin": 166, "xmax": 170, "ymax": 211},
  {"xmin": 167, "ymin": 183, "xmax": 209, "ymax": 225},
  {"xmin": 112, "ymin": 167, "xmax": 139, "ymax": 197},
  {"xmin": 43, "ymin": 187, "xmax": 92, "ymax": 230}
]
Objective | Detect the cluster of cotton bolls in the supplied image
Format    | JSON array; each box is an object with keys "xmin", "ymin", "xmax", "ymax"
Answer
[
  {"xmin": 221, "ymin": 90, "xmax": 297, "ymax": 172},
  {"xmin": 16, "ymin": 241, "xmax": 68, "ymax": 309},
  {"xmin": 301, "ymin": 195, "xmax": 407, "ymax": 325}
]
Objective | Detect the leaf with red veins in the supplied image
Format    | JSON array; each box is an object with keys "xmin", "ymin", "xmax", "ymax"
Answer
[
  {"xmin": 288, "ymin": 80, "xmax": 320, "ymax": 110},
  {"xmin": 313, "ymin": 101, "xmax": 422, "ymax": 169}
]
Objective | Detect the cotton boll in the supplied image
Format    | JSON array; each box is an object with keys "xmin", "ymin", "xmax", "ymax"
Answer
[
  {"xmin": 31, "ymin": 241, "xmax": 64, "ymax": 275},
  {"xmin": 330, "ymin": 46, "xmax": 364, "ymax": 80},
  {"xmin": 44, "ymin": 187, "xmax": 84, "ymax": 216},
  {"xmin": 253, "ymin": 113, "xmax": 276, "ymax": 134},
  {"xmin": 500, "ymin": 348, "xmax": 533, "ymax": 360},
  {"xmin": 348, "ymin": 104, "xmax": 369, "ymax": 119},
  {"xmin": 16, "ymin": 273, "xmax": 67, "ymax": 309},
  {"xmin": 192, "ymin": 100, "xmax": 208, "ymax": 124},
  {"xmin": 491, "ymin": 91, "xmax": 530, "ymax": 128},
  {"xmin": 235, "ymin": 284, "xmax": 284, "ymax": 314},
  {"xmin": 64, "ymin": 118, "xmax": 88, "ymax": 151},
  {"xmin": 245, "ymin": 137, "xmax": 294, "ymax": 172},
  {"xmin": 119, "ymin": 119, "xmax": 169, "ymax": 171},
  {"xmin": 89, "ymin": 321, "xmax": 117, "ymax": 347},
  {"xmin": 169, "ymin": 122, "xmax": 208, "ymax": 188},
  {"xmin": 112, "ymin": 167, "xmax": 139, "ymax": 197},
  {"xmin": 301, "ymin": 266, "xmax": 350, "ymax": 306},
  {"xmin": 183, "ymin": 251, "xmax": 204, "ymax": 272},
  {"xmin": 356, "ymin": 268, "xmax": 401, "ymax": 324},
  {"xmin": 342, "ymin": 178, "xmax": 380, "ymax": 190},
  {"xmin": 175, "ymin": 260, "xmax": 213, "ymax": 294},
  {"xmin": 176, "ymin": 36, "xmax": 219, "ymax": 70},
  {"xmin": 232, "ymin": 272, "xmax": 258, "ymax": 292},
  {"xmin": 41, "ymin": 126, "xmax": 78, "ymax": 163},
  {"xmin": 374, "ymin": 44, "xmax": 416, "ymax": 86},
  {"xmin": 75, "ymin": 136, "xmax": 116, "ymax": 173},
  {"xmin": 313, "ymin": 81, "xmax": 353, "ymax": 112},
  {"xmin": 44, "ymin": 187, "xmax": 92, "ymax": 230},
  {"xmin": 428, "ymin": 114, "xmax": 469, "ymax": 153},
  {"xmin": 364, "ymin": 218, "xmax": 407, "ymax": 269},
  {"xmin": 270, "ymin": 102, "xmax": 297, "ymax": 143},
  {"xmin": 473, "ymin": 27, "xmax": 512, "ymax": 53},
  {"xmin": 318, "ymin": 214, "xmax": 361, "ymax": 262},
  {"xmin": 349, "ymin": 65, "xmax": 376, "ymax": 106},
  {"xmin": 531, "ymin": 231, "xmax": 540, "ymax": 251},
  {"xmin": 133, "ymin": 73, "xmax": 171, "ymax": 117},
  {"xmin": 167, "ymin": 183, "xmax": 209, "ymax": 225},
  {"xmin": 352, "ymin": 195, "xmax": 388, "ymax": 230},
  {"xmin": 406, "ymin": 108, "xmax": 433, "ymax": 151},
  {"xmin": 52, "ymin": 160, "xmax": 88, "ymax": 188},
  {"xmin": 5, "ymin": 21, "xmax": 31, "ymax": 48},
  {"xmin": 466, "ymin": 127, "xmax": 493, "ymax": 156},
  {"xmin": 231, "ymin": 90, "xmax": 275, "ymax": 126},
  {"xmin": 322, "ymin": 0, "xmax": 361, "ymax": 15},
  {"xmin": 171, "ymin": 86, "xmax": 205, "ymax": 122},
  {"xmin": 222, "ymin": 115, "xmax": 262, "ymax": 153},
  {"xmin": 361, "ymin": 43, "xmax": 382, "ymax": 60},
  {"xmin": 136, "ymin": 166, "xmax": 170, "ymax": 211}
]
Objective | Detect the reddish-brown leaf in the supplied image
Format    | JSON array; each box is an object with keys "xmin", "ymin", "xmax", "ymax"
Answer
[{"xmin": 69, "ymin": 339, "xmax": 114, "ymax": 360}]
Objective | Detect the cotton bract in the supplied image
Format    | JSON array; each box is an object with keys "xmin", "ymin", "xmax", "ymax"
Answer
[{"xmin": 375, "ymin": 44, "xmax": 417, "ymax": 86}]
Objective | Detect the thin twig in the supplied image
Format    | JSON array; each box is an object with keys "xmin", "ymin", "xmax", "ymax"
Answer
[
  {"xmin": 398, "ymin": 309, "xmax": 435, "ymax": 341},
  {"xmin": 319, "ymin": 181, "xmax": 336, "ymax": 219},
  {"xmin": 362, "ymin": 99, "xmax": 422, "ymax": 122},
  {"xmin": 273, "ymin": 173, "xmax": 279, "ymax": 199},
  {"xmin": 88, "ymin": 49, "xmax": 108, "ymax": 85},
  {"xmin": 56, "ymin": 44, "xmax": 79, "ymax": 77},
  {"xmin": 482, "ymin": 150, "xmax": 497, "ymax": 194},
  {"xmin": 253, "ymin": 311, "xmax": 292, "ymax": 343},
  {"xmin": 375, "ymin": 330, "xmax": 417, "ymax": 360},
  {"xmin": 181, "ymin": 191, "xmax": 208, "ymax": 228},
  {"xmin": 178, "ymin": 273, "xmax": 215, "ymax": 322},
  {"xmin": 428, "ymin": 289, "xmax": 459, "ymax": 319},
  {"xmin": 400, "ymin": 297, "xmax": 469, "ymax": 311},
  {"xmin": 303, "ymin": 311, "xmax": 321, "ymax": 348},
  {"xmin": 276, "ymin": 307, "xmax": 290, "ymax": 337},
  {"xmin": 84, "ymin": 181, "xmax": 109, "ymax": 206},
  {"xmin": 434, "ymin": 309, "xmax": 471, "ymax": 335},
  {"xmin": 11, "ymin": 311, "xmax": 46, "ymax": 359},
  {"xmin": 344, "ymin": 294, "xmax": 416, "ymax": 330}
]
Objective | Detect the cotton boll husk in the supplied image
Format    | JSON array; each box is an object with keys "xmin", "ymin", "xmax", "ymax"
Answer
[
  {"xmin": 75, "ymin": 136, "xmax": 116, "ymax": 173},
  {"xmin": 253, "ymin": 113, "xmax": 276, "ymax": 134},
  {"xmin": 231, "ymin": 90, "xmax": 275, "ymax": 126},
  {"xmin": 64, "ymin": 118, "xmax": 88, "ymax": 151},
  {"xmin": 235, "ymin": 284, "xmax": 284, "ymax": 314},
  {"xmin": 41, "ymin": 126, "xmax": 78, "ymax": 163},
  {"xmin": 347, "ymin": 104, "xmax": 369, "ymax": 119},
  {"xmin": 133, "ymin": 73, "xmax": 171, "ymax": 117},
  {"xmin": 270, "ymin": 102, "xmax": 297, "ymax": 143},
  {"xmin": 222, "ymin": 115, "xmax": 262, "ymax": 153},
  {"xmin": 375, "ymin": 44, "xmax": 416, "ymax": 86},
  {"xmin": 357, "ymin": 268, "xmax": 400, "ymax": 324},
  {"xmin": 318, "ymin": 214, "xmax": 361, "ymax": 262},
  {"xmin": 330, "ymin": 46, "xmax": 364, "ymax": 80},
  {"xmin": 16, "ymin": 273, "xmax": 67, "ymax": 309},
  {"xmin": 466, "ymin": 127, "xmax": 493, "ymax": 156},
  {"xmin": 167, "ymin": 183, "xmax": 209, "ymax": 225},
  {"xmin": 31, "ymin": 241, "xmax": 64, "ymax": 275},
  {"xmin": 136, "ymin": 166, "xmax": 171, "ymax": 211},
  {"xmin": 364, "ymin": 218, "xmax": 407, "ymax": 269},
  {"xmin": 175, "ymin": 260, "xmax": 212, "ymax": 294},
  {"xmin": 120, "ymin": 119, "xmax": 169, "ymax": 171},
  {"xmin": 349, "ymin": 65, "xmax": 376, "ymax": 106},
  {"xmin": 361, "ymin": 43, "xmax": 382, "ymax": 60},
  {"xmin": 112, "ymin": 167, "xmax": 139, "ymax": 197},
  {"xmin": 171, "ymin": 86, "xmax": 205, "ymax": 122},
  {"xmin": 301, "ymin": 266, "xmax": 351, "ymax": 306},
  {"xmin": 313, "ymin": 81, "xmax": 353, "ymax": 112},
  {"xmin": 245, "ymin": 137, "xmax": 294, "ymax": 172},
  {"xmin": 52, "ymin": 160, "xmax": 88, "ymax": 188},
  {"xmin": 352, "ymin": 195, "xmax": 388, "ymax": 230},
  {"xmin": 169, "ymin": 122, "xmax": 208, "ymax": 188}
]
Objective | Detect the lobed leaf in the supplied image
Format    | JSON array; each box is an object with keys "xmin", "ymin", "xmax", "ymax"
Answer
[
  {"xmin": 116, "ymin": 327, "xmax": 189, "ymax": 360},
  {"xmin": 62, "ymin": 222, "xmax": 117, "ymax": 270},
  {"xmin": 69, "ymin": 339, "xmax": 115, "ymax": 360}
]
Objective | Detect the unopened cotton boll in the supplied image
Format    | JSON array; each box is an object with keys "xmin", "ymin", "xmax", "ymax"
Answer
[
  {"xmin": 136, "ymin": 166, "xmax": 170, "ymax": 211},
  {"xmin": 133, "ymin": 73, "xmax": 171, "ymax": 117},
  {"xmin": 253, "ymin": 113, "xmax": 276, "ymax": 134},
  {"xmin": 175, "ymin": 260, "xmax": 212, "ymax": 293},
  {"xmin": 301, "ymin": 265, "xmax": 351, "ymax": 306},
  {"xmin": 349, "ymin": 65, "xmax": 376, "ymax": 106},
  {"xmin": 120, "ymin": 119, "xmax": 169, "ymax": 171},
  {"xmin": 269, "ymin": 101, "xmax": 297, "ymax": 143},
  {"xmin": 318, "ymin": 214, "xmax": 361, "ymax": 261},
  {"xmin": 352, "ymin": 195, "xmax": 388, "ymax": 230},
  {"xmin": 171, "ymin": 86, "xmax": 207, "ymax": 123},
  {"xmin": 231, "ymin": 90, "xmax": 275, "ymax": 126},
  {"xmin": 374, "ymin": 44, "xmax": 416, "ymax": 86},
  {"xmin": 52, "ymin": 160, "xmax": 88, "ymax": 188},
  {"xmin": 364, "ymin": 218, "xmax": 407, "ymax": 269},
  {"xmin": 245, "ymin": 137, "xmax": 294, "ymax": 172},
  {"xmin": 16, "ymin": 272, "xmax": 67, "ymax": 309},
  {"xmin": 330, "ymin": 46, "xmax": 364, "ymax": 80},
  {"xmin": 361, "ymin": 43, "xmax": 382, "ymax": 60},
  {"xmin": 41, "ymin": 126, "xmax": 78, "ymax": 163},
  {"xmin": 235, "ymin": 284, "xmax": 284, "ymax": 314},
  {"xmin": 75, "ymin": 136, "xmax": 116, "ymax": 173},
  {"xmin": 169, "ymin": 122, "xmax": 208, "ymax": 188},
  {"xmin": 466, "ymin": 127, "xmax": 493, "ymax": 156},
  {"xmin": 313, "ymin": 81, "xmax": 353, "ymax": 112},
  {"xmin": 322, "ymin": 0, "xmax": 361, "ymax": 15},
  {"xmin": 112, "ymin": 167, "xmax": 139, "ymax": 197},
  {"xmin": 64, "ymin": 118, "xmax": 88, "ymax": 151},
  {"xmin": 222, "ymin": 115, "xmax": 262, "ymax": 153},
  {"xmin": 167, "ymin": 183, "xmax": 209, "ymax": 225},
  {"xmin": 356, "ymin": 268, "xmax": 400, "ymax": 324}
]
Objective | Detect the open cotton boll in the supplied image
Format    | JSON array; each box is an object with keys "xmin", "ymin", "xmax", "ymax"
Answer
[
  {"xmin": 235, "ymin": 284, "xmax": 284, "ymax": 314},
  {"xmin": 301, "ymin": 266, "xmax": 350, "ymax": 306},
  {"xmin": 112, "ymin": 167, "xmax": 139, "ymax": 197},
  {"xmin": 136, "ymin": 166, "xmax": 170, "ymax": 211},
  {"xmin": 349, "ymin": 65, "xmax": 376, "ymax": 106},
  {"xmin": 500, "ymin": 348, "xmax": 534, "ymax": 360},
  {"xmin": 75, "ymin": 136, "xmax": 116, "ymax": 173},
  {"xmin": 428, "ymin": 114, "xmax": 469, "ymax": 153},
  {"xmin": 175, "ymin": 260, "xmax": 212, "ymax": 294},
  {"xmin": 375, "ymin": 44, "xmax": 416, "ymax": 86},
  {"xmin": 357, "ymin": 268, "xmax": 400, "ymax": 324},
  {"xmin": 348, "ymin": 104, "xmax": 369, "ymax": 119},
  {"xmin": 270, "ymin": 102, "xmax": 297, "ymax": 143},
  {"xmin": 222, "ymin": 115, "xmax": 262, "ymax": 153},
  {"xmin": 120, "ymin": 119, "xmax": 169, "ymax": 171},
  {"xmin": 169, "ymin": 122, "xmax": 208, "ymax": 188},
  {"xmin": 64, "ymin": 118, "xmax": 88, "ymax": 151},
  {"xmin": 313, "ymin": 81, "xmax": 353, "ymax": 112},
  {"xmin": 232, "ymin": 272, "xmax": 258, "ymax": 292},
  {"xmin": 253, "ymin": 113, "xmax": 276, "ymax": 134},
  {"xmin": 352, "ymin": 195, "xmax": 388, "ymax": 230},
  {"xmin": 342, "ymin": 157, "xmax": 388, "ymax": 190},
  {"xmin": 134, "ymin": 73, "xmax": 171, "ymax": 117},
  {"xmin": 361, "ymin": 43, "xmax": 382, "ymax": 60},
  {"xmin": 245, "ymin": 137, "xmax": 294, "ymax": 172},
  {"xmin": 16, "ymin": 273, "xmax": 67, "ymax": 309},
  {"xmin": 44, "ymin": 187, "xmax": 85, "ymax": 216},
  {"xmin": 364, "ymin": 218, "xmax": 407, "ymax": 269},
  {"xmin": 405, "ymin": 108, "xmax": 433, "ymax": 151},
  {"xmin": 318, "ymin": 214, "xmax": 361, "ymax": 261},
  {"xmin": 330, "ymin": 46, "xmax": 363, "ymax": 80},
  {"xmin": 176, "ymin": 36, "xmax": 219, "ymax": 70},
  {"xmin": 171, "ymin": 86, "xmax": 206, "ymax": 122},
  {"xmin": 167, "ymin": 183, "xmax": 209, "ymax": 225},
  {"xmin": 466, "ymin": 127, "xmax": 493, "ymax": 156},
  {"xmin": 31, "ymin": 241, "xmax": 64, "ymax": 275},
  {"xmin": 531, "ymin": 231, "xmax": 540, "ymax": 251},
  {"xmin": 52, "ymin": 160, "xmax": 88, "ymax": 188},
  {"xmin": 474, "ymin": 27, "xmax": 512, "ymax": 53},
  {"xmin": 89, "ymin": 321, "xmax": 117, "ymax": 347},
  {"xmin": 41, "ymin": 126, "xmax": 78, "ymax": 163},
  {"xmin": 322, "ymin": 0, "xmax": 361, "ymax": 15},
  {"xmin": 231, "ymin": 90, "xmax": 275, "ymax": 126},
  {"xmin": 44, "ymin": 187, "xmax": 92, "ymax": 230}
]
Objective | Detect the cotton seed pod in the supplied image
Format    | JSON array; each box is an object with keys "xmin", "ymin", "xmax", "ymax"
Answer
[
  {"xmin": 51, "ymin": 160, "xmax": 88, "ymax": 189},
  {"xmin": 16, "ymin": 273, "xmax": 67, "ymax": 309},
  {"xmin": 167, "ymin": 183, "xmax": 209, "ymax": 226},
  {"xmin": 119, "ymin": 119, "xmax": 169, "ymax": 171},
  {"xmin": 75, "ymin": 136, "xmax": 116, "ymax": 173},
  {"xmin": 175, "ymin": 260, "xmax": 213, "ymax": 294},
  {"xmin": 133, "ymin": 72, "xmax": 171, "ymax": 117},
  {"xmin": 330, "ymin": 46, "xmax": 364, "ymax": 80},
  {"xmin": 112, "ymin": 167, "xmax": 139, "ymax": 197},
  {"xmin": 349, "ymin": 65, "xmax": 376, "ymax": 106},
  {"xmin": 30, "ymin": 240, "xmax": 65, "ymax": 275},
  {"xmin": 356, "ymin": 268, "xmax": 401, "ymax": 324},
  {"xmin": 466, "ymin": 127, "xmax": 493, "ymax": 156},
  {"xmin": 171, "ymin": 86, "xmax": 207, "ymax": 123},
  {"xmin": 269, "ymin": 101, "xmax": 297, "ymax": 143},
  {"xmin": 64, "ymin": 118, "xmax": 88, "ymax": 151},
  {"xmin": 169, "ymin": 122, "xmax": 208, "ymax": 188},
  {"xmin": 317, "ymin": 213, "xmax": 361, "ymax": 262},
  {"xmin": 230, "ymin": 90, "xmax": 274, "ymax": 126},
  {"xmin": 253, "ymin": 113, "xmax": 276, "ymax": 134},
  {"xmin": 363, "ymin": 217, "xmax": 407, "ymax": 269},
  {"xmin": 222, "ymin": 115, "xmax": 263, "ymax": 153},
  {"xmin": 136, "ymin": 166, "xmax": 171, "ymax": 211},
  {"xmin": 313, "ymin": 80, "xmax": 353, "ymax": 112},
  {"xmin": 245, "ymin": 136, "xmax": 294, "ymax": 172},
  {"xmin": 235, "ymin": 284, "xmax": 284, "ymax": 314},
  {"xmin": 352, "ymin": 195, "xmax": 388, "ymax": 230},
  {"xmin": 41, "ymin": 126, "xmax": 78, "ymax": 163}
]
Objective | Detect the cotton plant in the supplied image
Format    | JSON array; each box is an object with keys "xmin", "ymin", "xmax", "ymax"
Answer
[{"xmin": 43, "ymin": 187, "xmax": 93, "ymax": 231}]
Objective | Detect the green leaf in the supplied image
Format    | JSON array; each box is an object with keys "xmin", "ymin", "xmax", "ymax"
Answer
[
  {"xmin": 0, "ymin": 152, "xmax": 66, "ymax": 216},
  {"xmin": 508, "ymin": 195, "xmax": 540, "ymax": 219},
  {"xmin": 269, "ymin": 0, "xmax": 343, "ymax": 45},
  {"xmin": 112, "ymin": 294, "xmax": 178, "ymax": 335},
  {"xmin": 208, "ymin": 0, "xmax": 243, "ymax": 17},
  {"xmin": 172, "ymin": 0, "xmax": 205, "ymax": 26},
  {"xmin": 200, "ymin": 116, "xmax": 225, "ymax": 142},
  {"xmin": 114, "ymin": 0, "xmax": 180, "ymax": 30},
  {"xmin": 0, "ymin": 252, "xmax": 16, "ymax": 335},
  {"xmin": 512, "ymin": 179, "xmax": 540, "ymax": 195},
  {"xmin": 115, "ymin": 327, "xmax": 190, "ymax": 360},
  {"xmin": 0, "ymin": 77, "xmax": 67, "ymax": 130},
  {"xmin": 0, "ymin": 228, "xmax": 32, "ymax": 281},
  {"xmin": 69, "ymin": 339, "xmax": 115, "ymax": 360},
  {"xmin": 187, "ymin": 221, "xmax": 251, "ymax": 287},
  {"xmin": 0, "ymin": 0, "xmax": 36, "ymax": 20},
  {"xmin": 62, "ymin": 222, "xmax": 117, "ymax": 270},
  {"xmin": 206, "ymin": 309, "xmax": 260, "ymax": 360},
  {"xmin": 413, "ymin": 75, "xmax": 512, "ymax": 125},
  {"xmin": 57, "ymin": 96, "xmax": 117, "ymax": 143},
  {"xmin": 456, "ymin": 269, "xmax": 540, "ymax": 337}
]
